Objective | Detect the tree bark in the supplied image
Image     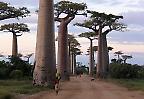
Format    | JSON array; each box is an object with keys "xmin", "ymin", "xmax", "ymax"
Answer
[
  {"xmin": 68, "ymin": 42, "xmax": 71, "ymax": 75},
  {"xmin": 97, "ymin": 27, "xmax": 103, "ymax": 78},
  {"xmin": 102, "ymin": 33, "xmax": 109, "ymax": 78},
  {"xmin": 71, "ymin": 53, "xmax": 74, "ymax": 75},
  {"xmin": 12, "ymin": 34, "xmax": 18, "ymax": 56},
  {"xmin": 33, "ymin": 0, "xmax": 56, "ymax": 87},
  {"xmin": 57, "ymin": 20, "xmax": 69, "ymax": 80},
  {"xmin": 89, "ymin": 39, "xmax": 94, "ymax": 76},
  {"xmin": 73, "ymin": 54, "xmax": 76, "ymax": 75}
]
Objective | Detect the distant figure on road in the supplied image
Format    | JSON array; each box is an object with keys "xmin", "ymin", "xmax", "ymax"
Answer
[
  {"xmin": 55, "ymin": 72, "xmax": 61, "ymax": 95},
  {"xmin": 55, "ymin": 78, "xmax": 59, "ymax": 95}
]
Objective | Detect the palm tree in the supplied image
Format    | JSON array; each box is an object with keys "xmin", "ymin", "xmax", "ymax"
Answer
[
  {"xmin": 33, "ymin": 0, "xmax": 56, "ymax": 87},
  {"xmin": 0, "ymin": 1, "xmax": 30, "ymax": 21},
  {"xmin": 0, "ymin": 23, "xmax": 29, "ymax": 56},
  {"xmin": 79, "ymin": 32, "xmax": 97, "ymax": 76},
  {"xmin": 54, "ymin": 1, "xmax": 87, "ymax": 80}
]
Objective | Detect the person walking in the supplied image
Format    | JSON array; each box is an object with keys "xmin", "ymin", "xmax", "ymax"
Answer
[{"xmin": 55, "ymin": 72, "xmax": 61, "ymax": 95}]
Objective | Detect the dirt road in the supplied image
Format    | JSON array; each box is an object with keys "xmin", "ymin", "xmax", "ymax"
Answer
[{"xmin": 21, "ymin": 75, "xmax": 144, "ymax": 99}]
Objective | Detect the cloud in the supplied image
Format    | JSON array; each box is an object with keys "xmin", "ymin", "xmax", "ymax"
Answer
[{"xmin": 122, "ymin": 11, "xmax": 144, "ymax": 26}]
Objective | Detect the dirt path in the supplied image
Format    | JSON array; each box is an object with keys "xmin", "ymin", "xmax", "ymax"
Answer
[{"xmin": 20, "ymin": 75, "xmax": 144, "ymax": 99}]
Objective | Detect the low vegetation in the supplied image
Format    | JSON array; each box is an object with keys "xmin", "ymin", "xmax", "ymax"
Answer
[
  {"xmin": 0, "ymin": 57, "xmax": 50, "ymax": 98},
  {"xmin": 0, "ymin": 80, "xmax": 50, "ymax": 99},
  {"xmin": 107, "ymin": 79, "xmax": 144, "ymax": 91},
  {"xmin": 109, "ymin": 63, "xmax": 144, "ymax": 79}
]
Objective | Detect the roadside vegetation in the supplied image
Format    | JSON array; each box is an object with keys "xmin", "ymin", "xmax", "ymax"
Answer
[
  {"xmin": 0, "ymin": 0, "xmax": 144, "ymax": 98},
  {"xmin": 107, "ymin": 79, "xmax": 144, "ymax": 91},
  {"xmin": 0, "ymin": 80, "xmax": 50, "ymax": 99},
  {"xmin": 0, "ymin": 56, "xmax": 50, "ymax": 99}
]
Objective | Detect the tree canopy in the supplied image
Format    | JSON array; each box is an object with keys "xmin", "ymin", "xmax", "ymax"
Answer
[
  {"xmin": 0, "ymin": 1, "xmax": 30, "ymax": 21},
  {"xmin": 75, "ymin": 10, "xmax": 126, "ymax": 33},
  {"xmin": 54, "ymin": 1, "xmax": 87, "ymax": 18},
  {"xmin": 0, "ymin": 23, "xmax": 30, "ymax": 35}
]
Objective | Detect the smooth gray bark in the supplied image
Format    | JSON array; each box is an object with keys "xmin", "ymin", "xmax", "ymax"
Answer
[
  {"xmin": 102, "ymin": 33, "xmax": 109, "ymax": 78},
  {"xmin": 12, "ymin": 34, "xmax": 18, "ymax": 56},
  {"xmin": 57, "ymin": 20, "xmax": 69, "ymax": 80},
  {"xmin": 97, "ymin": 27, "xmax": 103, "ymax": 78},
  {"xmin": 33, "ymin": 0, "xmax": 56, "ymax": 87},
  {"xmin": 89, "ymin": 39, "xmax": 94, "ymax": 76}
]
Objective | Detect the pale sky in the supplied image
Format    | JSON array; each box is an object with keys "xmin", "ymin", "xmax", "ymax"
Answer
[{"xmin": 0, "ymin": 0, "xmax": 144, "ymax": 65}]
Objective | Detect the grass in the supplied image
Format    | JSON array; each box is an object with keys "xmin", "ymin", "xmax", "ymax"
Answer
[
  {"xmin": 107, "ymin": 79, "xmax": 144, "ymax": 91},
  {"xmin": 0, "ymin": 80, "xmax": 50, "ymax": 99}
]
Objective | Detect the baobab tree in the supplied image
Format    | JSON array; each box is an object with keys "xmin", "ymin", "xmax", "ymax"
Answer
[
  {"xmin": 122, "ymin": 55, "xmax": 132, "ymax": 64},
  {"xmin": 33, "ymin": 0, "xmax": 56, "ymax": 87},
  {"xmin": 79, "ymin": 32, "xmax": 97, "ymax": 76},
  {"xmin": 71, "ymin": 47, "xmax": 82, "ymax": 74},
  {"xmin": 114, "ymin": 51, "xmax": 124, "ymax": 60},
  {"xmin": 24, "ymin": 53, "xmax": 34, "ymax": 64},
  {"xmin": 75, "ymin": 10, "xmax": 126, "ymax": 78},
  {"xmin": 0, "ymin": 23, "xmax": 30, "ymax": 56},
  {"xmin": 54, "ymin": 1, "xmax": 87, "ymax": 80},
  {"xmin": 0, "ymin": 1, "xmax": 30, "ymax": 21},
  {"xmin": 93, "ymin": 46, "xmax": 113, "ymax": 72},
  {"xmin": 68, "ymin": 34, "xmax": 80, "ymax": 74}
]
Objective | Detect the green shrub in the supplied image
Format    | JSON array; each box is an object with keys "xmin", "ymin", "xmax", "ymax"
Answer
[
  {"xmin": 137, "ymin": 68, "xmax": 144, "ymax": 79},
  {"xmin": 109, "ymin": 63, "xmax": 143, "ymax": 79},
  {"xmin": 0, "ymin": 91, "xmax": 14, "ymax": 99},
  {"xmin": 9, "ymin": 70, "xmax": 23, "ymax": 79}
]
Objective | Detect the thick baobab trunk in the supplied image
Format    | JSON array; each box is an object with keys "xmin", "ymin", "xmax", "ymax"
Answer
[
  {"xmin": 102, "ymin": 33, "xmax": 109, "ymax": 78},
  {"xmin": 12, "ymin": 34, "xmax": 18, "ymax": 56},
  {"xmin": 58, "ymin": 20, "xmax": 69, "ymax": 80},
  {"xmin": 89, "ymin": 39, "xmax": 94, "ymax": 76},
  {"xmin": 33, "ymin": 0, "xmax": 56, "ymax": 87},
  {"xmin": 97, "ymin": 28, "xmax": 103, "ymax": 78}
]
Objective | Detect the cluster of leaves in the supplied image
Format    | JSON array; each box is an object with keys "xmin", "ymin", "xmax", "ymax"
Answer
[
  {"xmin": 0, "ymin": 23, "xmax": 30, "ymax": 35},
  {"xmin": 0, "ymin": 56, "xmax": 33, "ymax": 80},
  {"xmin": 109, "ymin": 63, "xmax": 144, "ymax": 79},
  {"xmin": 54, "ymin": 1, "xmax": 87, "ymax": 17},
  {"xmin": 75, "ymin": 66, "xmax": 89, "ymax": 75},
  {"xmin": 0, "ymin": 2, "xmax": 30, "ymax": 20}
]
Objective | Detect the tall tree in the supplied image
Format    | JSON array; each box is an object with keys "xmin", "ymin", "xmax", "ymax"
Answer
[
  {"xmin": 0, "ymin": 23, "xmax": 29, "ymax": 56},
  {"xmin": 71, "ymin": 47, "xmax": 82, "ymax": 74},
  {"xmin": 33, "ymin": 0, "xmax": 56, "ymax": 87},
  {"xmin": 122, "ymin": 55, "xmax": 132, "ymax": 64},
  {"xmin": 54, "ymin": 1, "xmax": 87, "ymax": 80},
  {"xmin": 114, "ymin": 51, "xmax": 123, "ymax": 61},
  {"xmin": 24, "ymin": 53, "xmax": 34, "ymax": 64},
  {"xmin": 0, "ymin": 2, "xmax": 30, "ymax": 21},
  {"xmin": 79, "ymin": 32, "xmax": 97, "ymax": 76},
  {"xmin": 75, "ymin": 10, "xmax": 126, "ymax": 78},
  {"xmin": 68, "ymin": 34, "xmax": 80, "ymax": 74}
]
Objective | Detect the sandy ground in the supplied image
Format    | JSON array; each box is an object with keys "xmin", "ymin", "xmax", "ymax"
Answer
[{"xmin": 19, "ymin": 75, "xmax": 144, "ymax": 99}]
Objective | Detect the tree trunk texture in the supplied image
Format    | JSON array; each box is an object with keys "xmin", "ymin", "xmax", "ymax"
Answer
[
  {"xmin": 71, "ymin": 53, "xmax": 74, "ymax": 75},
  {"xmin": 33, "ymin": 0, "xmax": 56, "ymax": 87},
  {"xmin": 73, "ymin": 54, "xmax": 76, "ymax": 75},
  {"xmin": 102, "ymin": 33, "xmax": 109, "ymax": 78},
  {"xmin": 12, "ymin": 34, "xmax": 18, "ymax": 56},
  {"xmin": 89, "ymin": 39, "xmax": 94, "ymax": 76},
  {"xmin": 68, "ymin": 42, "xmax": 71, "ymax": 75},
  {"xmin": 97, "ymin": 28, "xmax": 104, "ymax": 78},
  {"xmin": 57, "ymin": 20, "xmax": 69, "ymax": 80}
]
